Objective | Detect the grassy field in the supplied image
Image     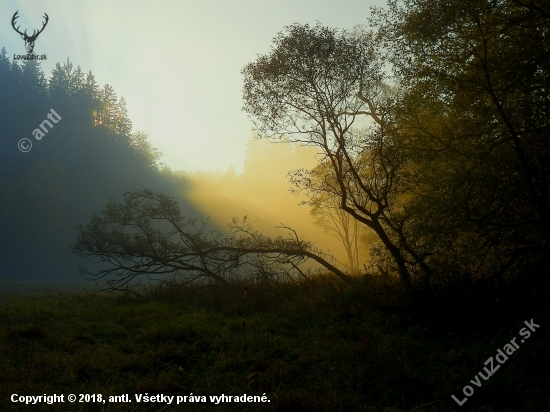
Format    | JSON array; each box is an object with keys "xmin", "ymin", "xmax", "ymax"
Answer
[{"xmin": 0, "ymin": 274, "xmax": 548, "ymax": 411}]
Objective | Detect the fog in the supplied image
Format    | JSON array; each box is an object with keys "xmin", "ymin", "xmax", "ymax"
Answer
[{"xmin": 180, "ymin": 137, "xmax": 359, "ymax": 267}]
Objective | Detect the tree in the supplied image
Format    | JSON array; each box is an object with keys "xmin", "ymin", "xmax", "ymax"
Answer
[
  {"xmin": 73, "ymin": 4, "xmax": 549, "ymax": 295},
  {"xmin": 115, "ymin": 97, "xmax": 133, "ymax": 136},
  {"xmin": 308, "ymin": 162, "xmax": 364, "ymax": 274},
  {"xmin": 72, "ymin": 189, "xmax": 353, "ymax": 293},
  {"xmin": 242, "ymin": 23, "xmax": 432, "ymax": 291},
  {"xmin": 96, "ymin": 84, "xmax": 119, "ymax": 131},
  {"xmin": 372, "ymin": 0, "xmax": 550, "ymax": 287},
  {"xmin": 48, "ymin": 59, "xmax": 84, "ymax": 99},
  {"xmin": 20, "ymin": 60, "xmax": 47, "ymax": 98},
  {"xmin": 0, "ymin": 48, "xmax": 10, "ymax": 82},
  {"xmin": 10, "ymin": 60, "xmax": 22, "ymax": 86},
  {"xmin": 84, "ymin": 71, "xmax": 100, "ymax": 99},
  {"xmin": 129, "ymin": 131, "xmax": 162, "ymax": 168}
]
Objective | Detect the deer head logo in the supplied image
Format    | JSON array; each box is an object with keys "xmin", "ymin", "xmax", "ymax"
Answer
[{"xmin": 11, "ymin": 11, "xmax": 49, "ymax": 54}]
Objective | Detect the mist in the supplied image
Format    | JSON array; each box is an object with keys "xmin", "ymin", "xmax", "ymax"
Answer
[{"xmin": 179, "ymin": 137, "xmax": 362, "ymax": 269}]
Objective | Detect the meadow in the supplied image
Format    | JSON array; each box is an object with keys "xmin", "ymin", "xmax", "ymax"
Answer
[{"xmin": 1, "ymin": 275, "xmax": 548, "ymax": 411}]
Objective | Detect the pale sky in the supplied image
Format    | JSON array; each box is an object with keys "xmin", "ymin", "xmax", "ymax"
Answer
[{"xmin": 1, "ymin": 0, "xmax": 387, "ymax": 173}]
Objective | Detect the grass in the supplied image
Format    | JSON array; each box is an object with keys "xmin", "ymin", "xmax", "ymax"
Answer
[{"xmin": 0, "ymin": 273, "xmax": 548, "ymax": 411}]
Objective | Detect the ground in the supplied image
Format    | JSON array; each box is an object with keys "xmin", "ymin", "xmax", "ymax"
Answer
[{"xmin": 0, "ymin": 275, "xmax": 548, "ymax": 411}]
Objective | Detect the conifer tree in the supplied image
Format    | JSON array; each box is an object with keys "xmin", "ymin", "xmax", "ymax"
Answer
[
  {"xmin": 21, "ymin": 60, "xmax": 46, "ymax": 96},
  {"xmin": 10, "ymin": 60, "xmax": 22, "ymax": 86},
  {"xmin": 0, "ymin": 48, "xmax": 11, "ymax": 86},
  {"xmin": 97, "ymin": 84, "xmax": 119, "ymax": 132},
  {"xmin": 116, "ymin": 97, "xmax": 132, "ymax": 136}
]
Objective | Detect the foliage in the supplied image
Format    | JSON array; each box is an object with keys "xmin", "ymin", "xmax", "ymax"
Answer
[
  {"xmin": 0, "ymin": 49, "xmax": 173, "ymax": 281},
  {"xmin": 72, "ymin": 189, "xmax": 354, "ymax": 292},
  {"xmin": 242, "ymin": 2, "xmax": 550, "ymax": 294},
  {"xmin": 370, "ymin": 0, "xmax": 550, "ymax": 289},
  {"xmin": 242, "ymin": 23, "xmax": 431, "ymax": 292},
  {"xmin": 0, "ymin": 51, "xmax": 161, "ymax": 168},
  {"xmin": 0, "ymin": 276, "xmax": 548, "ymax": 411},
  {"xmin": 129, "ymin": 131, "xmax": 162, "ymax": 168}
]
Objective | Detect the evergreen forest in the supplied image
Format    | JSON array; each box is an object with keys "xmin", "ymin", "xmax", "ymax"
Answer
[{"xmin": 0, "ymin": 1, "xmax": 549, "ymax": 410}]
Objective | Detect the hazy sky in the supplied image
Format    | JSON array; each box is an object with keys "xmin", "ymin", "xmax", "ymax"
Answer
[{"xmin": 2, "ymin": 0, "xmax": 387, "ymax": 173}]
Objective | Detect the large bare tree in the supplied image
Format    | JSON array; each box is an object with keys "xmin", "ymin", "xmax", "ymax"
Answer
[
  {"xmin": 72, "ymin": 189, "xmax": 353, "ymax": 293},
  {"xmin": 242, "ymin": 23, "xmax": 432, "ymax": 291}
]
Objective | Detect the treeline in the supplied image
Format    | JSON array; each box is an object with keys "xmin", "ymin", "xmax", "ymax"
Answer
[
  {"xmin": 0, "ymin": 48, "xmax": 355, "ymax": 288},
  {"xmin": 238, "ymin": 1, "xmax": 550, "ymax": 296},
  {"xmin": 67, "ymin": 0, "xmax": 550, "ymax": 297},
  {"xmin": 0, "ymin": 48, "xmax": 161, "ymax": 169},
  {"xmin": 0, "ymin": 49, "xmax": 192, "ymax": 282}
]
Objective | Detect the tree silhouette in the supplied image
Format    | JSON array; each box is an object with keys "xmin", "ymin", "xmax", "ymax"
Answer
[
  {"xmin": 309, "ymin": 163, "xmax": 364, "ymax": 274},
  {"xmin": 242, "ymin": 23, "xmax": 430, "ymax": 291},
  {"xmin": 72, "ymin": 189, "xmax": 353, "ymax": 291},
  {"xmin": 240, "ymin": 7, "xmax": 550, "ymax": 294},
  {"xmin": 371, "ymin": 0, "xmax": 550, "ymax": 289},
  {"xmin": 0, "ymin": 49, "xmax": 185, "ymax": 283}
]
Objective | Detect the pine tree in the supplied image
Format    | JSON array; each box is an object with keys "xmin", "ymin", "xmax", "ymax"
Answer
[
  {"xmin": 71, "ymin": 65, "xmax": 85, "ymax": 94},
  {"xmin": 48, "ymin": 59, "xmax": 84, "ymax": 100},
  {"xmin": 10, "ymin": 60, "xmax": 22, "ymax": 86},
  {"xmin": 82, "ymin": 71, "xmax": 101, "ymax": 126},
  {"xmin": 115, "ymin": 97, "xmax": 132, "ymax": 136},
  {"xmin": 129, "ymin": 131, "xmax": 161, "ymax": 167},
  {"xmin": 84, "ymin": 71, "xmax": 100, "ymax": 99},
  {"xmin": 49, "ymin": 62, "xmax": 70, "ymax": 104},
  {"xmin": 0, "ymin": 48, "xmax": 11, "ymax": 86},
  {"xmin": 98, "ymin": 84, "xmax": 119, "ymax": 132},
  {"xmin": 21, "ymin": 60, "xmax": 46, "ymax": 96}
]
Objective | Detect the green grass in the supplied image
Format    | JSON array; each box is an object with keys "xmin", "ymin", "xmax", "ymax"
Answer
[{"xmin": 0, "ymin": 274, "xmax": 548, "ymax": 411}]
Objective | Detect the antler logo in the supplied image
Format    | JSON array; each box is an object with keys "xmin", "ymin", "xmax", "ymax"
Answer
[{"xmin": 11, "ymin": 10, "xmax": 49, "ymax": 54}]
